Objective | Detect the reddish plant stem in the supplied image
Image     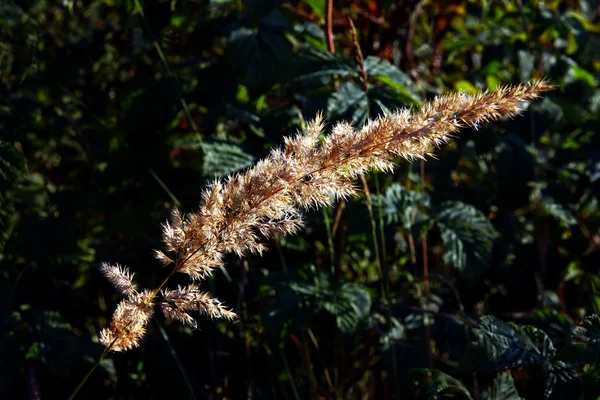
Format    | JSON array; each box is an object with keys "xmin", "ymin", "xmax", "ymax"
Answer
[{"xmin": 326, "ymin": 0, "xmax": 335, "ymax": 53}]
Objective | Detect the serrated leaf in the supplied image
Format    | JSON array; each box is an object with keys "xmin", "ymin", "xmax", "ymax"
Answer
[
  {"xmin": 516, "ymin": 324, "xmax": 556, "ymax": 359},
  {"xmin": 461, "ymin": 316, "xmax": 548, "ymax": 373},
  {"xmin": 327, "ymin": 81, "xmax": 368, "ymax": 126},
  {"xmin": 481, "ymin": 372, "xmax": 523, "ymax": 400},
  {"xmin": 373, "ymin": 183, "xmax": 429, "ymax": 228},
  {"xmin": 545, "ymin": 361, "xmax": 581, "ymax": 400},
  {"xmin": 432, "ymin": 202, "xmax": 499, "ymax": 281},
  {"xmin": 286, "ymin": 272, "xmax": 372, "ymax": 334},
  {"xmin": 571, "ymin": 314, "xmax": 600, "ymax": 362},
  {"xmin": 363, "ymin": 56, "xmax": 421, "ymax": 105},
  {"xmin": 200, "ymin": 140, "xmax": 255, "ymax": 177},
  {"xmin": 327, "ymin": 83, "xmax": 417, "ymax": 127},
  {"xmin": 368, "ymin": 85, "xmax": 417, "ymax": 111},
  {"xmin": 293, "ymin": 45, "xmax": 357, "ymax": 83},
  {"xmin": 410, "ymin": 369, "xmax": 473, "ymax": 400}
]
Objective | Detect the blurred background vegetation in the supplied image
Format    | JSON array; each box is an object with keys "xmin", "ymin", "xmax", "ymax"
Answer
[{"xmin": 1, "ymin": 0, "xmax": 600, "ymax": 399}]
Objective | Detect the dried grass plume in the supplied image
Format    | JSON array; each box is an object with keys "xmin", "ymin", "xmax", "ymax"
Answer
[{"xmin": 99, "ymin": 80, "xmax": 553, "ymax": 351}]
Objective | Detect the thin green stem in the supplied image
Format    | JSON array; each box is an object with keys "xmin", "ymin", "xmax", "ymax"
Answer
[
  {"xmin": 152, "ymin": 269, "xmax": 176, "ymax": 297},
  {"xmin": 373, "ymin": 173, "xmax": 389, "ymax": 298},
  {"xmin": 322, "ymin": 208, "xmax": 335, "ymax": 275},
  {"xmin": 279, "ymin": 347, "xmax": 301, "ymax": 400},
  {"xmin": 361, "ymin": 175, "xmax": 386, "ymax": 301},
  {"xmin": 149, "ymin": 169, "xmax": 181, "ymax": 207},
  {"xmin": 68, "ymin": 338, "xmax": 116, "ymax": 400},
  {"xmin": 155, "ymin": 316, "xmax": 198, "ymax": 400}
]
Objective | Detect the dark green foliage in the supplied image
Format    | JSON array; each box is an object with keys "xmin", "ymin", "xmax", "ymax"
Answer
[
  {"xmin": 374, "ymin": 182, "xmax": 429, "ymax": 227},
  {"xmin": 0, "ymin": 142, "xmax": 26, "ymax": 251},
  {"xmin": 462, "ymin": 317, "xmax": 582, "ymax": 399},
  {"xmin": 481, "ymin": 373, "xmax": 523, "ymax": 400},
  {"xmin": 571, "ymin": 314, "xmax": 600, "ymax": 363},
  {"xmin": 264, "ymin": 270, "xmax": 371, "ymax": 335},
  {"xmin": 410, "ymin": 369, "xmax": 472, "ymax": 400},
  {"xmin": 430, "ymin": 202, "xmax": 499, "ymax": 281},
  {"xmin": 1, "ymin": 0, "xmax": 600, "ymax": 399},
  {"xmin": 294, "ymin": 44, "xmax": 421, "ymax": 125},
  {"xmin": 199, "ymin": 139, "xmax": 256, "ymax": 178},
  {"xmin": 462, "ymin": 317, "xmax": 548, "ymax": 372}
]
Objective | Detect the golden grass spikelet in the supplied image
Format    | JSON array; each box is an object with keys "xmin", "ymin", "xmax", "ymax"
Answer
[
  {"xmin": 100, "ymin": 80, "xmax": 552, "ymax": 351},
  {"xmin": 99, "ymin": 262, "xmax": 135, "ymax": 296},
  {"xmin": 99, "ymin": 290, "xmax": 154, "ymax": 351},
  {"xmin": 161, "ymin": 285, "xmax": 237, "ymax": 326}
]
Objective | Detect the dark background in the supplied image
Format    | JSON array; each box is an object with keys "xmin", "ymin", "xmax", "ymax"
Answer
[{"xmin": 1, "ymin": 0, "xmax": 600, "ymax": 399}]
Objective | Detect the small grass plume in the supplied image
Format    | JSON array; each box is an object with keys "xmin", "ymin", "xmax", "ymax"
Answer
[{"xmin": 99, "ymin": 80, "xmax": 552, "ymax": 352}]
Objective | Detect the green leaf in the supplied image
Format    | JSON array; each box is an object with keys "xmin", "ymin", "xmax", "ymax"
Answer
[
  {"xmin": 327, "ymin": 81, "xmax": 368, "ymax": 126},
  {"xmin": 545, "ymin": 361, "xmax": 581, "ymax": 399},
  {"xmin": 461, "ymin": 316, "xmax": 548, "ymax": 373},
  {"xmin": 228, "ymin": 10, "xmax": 292, "ymax": 91},
  {"xmin": 481, "ymin": 372, "xmax": 523, "ymax": 400},
  {"xmin": 454, "ymin": 80, "xmax": 479, "ymax": 94},
  {"xmin": 293, "ymin": 45, "xmax": 357, "ymax": 83},
  {"xmin": 373, "ymin": 182, "xmax": 429, "ymax": 228},
  {"xmin": 432, "ymin": 202, "xmax": 499, "ymax": 281},
  {"xmin": 571, "ymin": 314, "xmax": 600, "ymax": 362},
  {"xmin": 199, "ymin": 139, "xmax": 255, "ymax": 177},
  {"xmin": 363, "ymin": 56, "xmax": 421, "ymax": 105},
  {"xmin": 410, "ymin": 369, "xmax": 473, "ymax": 400},
  {"xmin": 331, "ymin": 282, "xmax": 371, "ymax": 334},
  {"xmin": 540, "ymin": 196, "xmax": 577, "ymax": 227},
  {"xmin": 286, "ymin": 272, "xmax": 372, "ymax": 334},
  {"xmin": 530, "ymin": 309, "xmax": 575, "ymax": 338},
  {"xmin": 304, "ymin": 0, "xmax": 325, "ymax": 19},
  {"xmin": 368, "ymin": 85, "xmax": 417, "ymax": 112},
  {"xmin": 328, "ymin": 83, "xmax": 418, "ymax": 127},
  {"xmin": 562, "ymin": 57, "xmax": 597, "ymax": 87},
  {"xmin": 517, "ymin": 324, "xmax": 556, "ymax": 359}
]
